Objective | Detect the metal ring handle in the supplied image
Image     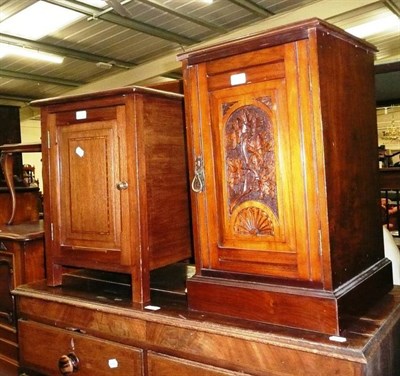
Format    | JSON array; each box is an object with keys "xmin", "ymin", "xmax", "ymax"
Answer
[
  {"xmin": 191, "ymin": 173, "xmax": 203, "ymax": 193},
  {"xmin": 191, "ymin": 156, "xmax": 204, "ymax": 193}
]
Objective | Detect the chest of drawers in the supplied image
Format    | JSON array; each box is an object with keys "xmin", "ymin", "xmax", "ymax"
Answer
[{"xmin": 13, "ymin": 268, "xmax": 400, "ymax": 376}]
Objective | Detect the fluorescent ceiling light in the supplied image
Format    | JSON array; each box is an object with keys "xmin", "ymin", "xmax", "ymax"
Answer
[
  {"xmin": 346, "ymin": 14, "xmax": 400, "ymax": 39},
  {"xmin": 0, "ymin": 1, "xmax": 82, "ymax": 40},
  {"xmin": 0, "ymin": 43, "xmax": 64, "ymax": 64}
]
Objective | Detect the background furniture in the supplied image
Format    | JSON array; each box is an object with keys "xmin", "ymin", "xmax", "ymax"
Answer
[
  {"xmin": 0, "ymin": 143, "xmax": 45, "ymax": 375},
  {"xmin": 31, "ymin": 86, "xmax": 193, "ymax": 305},
  {"xmin": 0, "ymin": 143, "xmax": 42, "ymax": 225},
  {"xmin": 380, "ymin": 168, "xmax": 400, "ymax": 234},
  {"xmin": 0, "ymin": 221, "xmax": 45, "ymax": 376},
  {"xmin": 0, "ymin": 105, "xmax": 22, "ymax": 186},
  {"xmin": 0, "ymin": 187, "xmax": 41, "ymax": 226},
  {"xmin": 178, "ymin": 18, "xmax": 392, "ymax": 335}
]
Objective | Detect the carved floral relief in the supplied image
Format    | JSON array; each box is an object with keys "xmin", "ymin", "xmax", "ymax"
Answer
[{"xmin": 224, "ymin": 103, "xmax": 277, "ymax": 236}]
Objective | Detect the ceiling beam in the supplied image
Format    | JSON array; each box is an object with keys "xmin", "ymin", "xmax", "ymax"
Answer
[
  {"xmin": 0, "ymin": 94, "xmax": 35, "ymax": 104},
  {"xmin": 226, "ymin": 0, "xmax": 274, "ymax": 17},
  {"xmin": 63, "ymin": 0, "xmax": 380, "ymax": 97},
  {"xmin": 136, "ymin": 0, "xmax": 228, "ymax": 33},
  {"xmin": 43, "ymin": 0, "xmax": 198, "ymax": 45},
  {"xmin": 0, "ymin": 69, "xmax": 85, "ymax": 87},
  {"xmin": 0, "ymin": 33, "xmax": 135, "ymax": 69},
  {"xmin": 375, "ymin": 61, "xmax": 400, "ymax": 74},
  {"xmin": 384, "ymin": 0, "xmax": 400, "ymax": 16}
]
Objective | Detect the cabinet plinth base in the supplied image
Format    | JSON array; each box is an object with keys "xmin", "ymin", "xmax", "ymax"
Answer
[{"xmin": 187, "ymin": 259, "xmax": 393, "ymax": 335}]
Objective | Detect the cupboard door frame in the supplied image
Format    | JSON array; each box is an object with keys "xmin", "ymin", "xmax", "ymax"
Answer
[{"xmin": 188, "ymin": 42, "xmax": 323, "ymax": 282}]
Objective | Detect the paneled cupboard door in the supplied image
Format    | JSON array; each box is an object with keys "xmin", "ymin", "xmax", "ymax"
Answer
[
  {"xmin": 58, "ymin": 120, "xmax": 124, "ymax": 257},
  {"xmin": 202, "ymin": 80, "xmax": 311, "ymax": 280},
  {"xmin": 48, "ymin": 107, "xmax": 131, "ymax": 266}
]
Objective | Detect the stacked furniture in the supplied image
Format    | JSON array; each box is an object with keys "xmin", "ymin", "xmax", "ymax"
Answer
[
  {"xmin": 0, "ymin": 144, "xmax": 45, "ymax": 376},
  {"xmin": 12, "ymin": 19, "xmax": 400, "ymax": 375}
]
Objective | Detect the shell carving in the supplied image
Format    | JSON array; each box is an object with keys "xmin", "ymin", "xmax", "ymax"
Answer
[{"xmin": 234, "ymin": 207, "xmax": 274, "ymax": 236}]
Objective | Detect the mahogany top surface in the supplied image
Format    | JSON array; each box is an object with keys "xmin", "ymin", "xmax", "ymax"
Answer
[
  {"xmin": 0, "ymin": 186, "xmax": 40, "ymax": 193},
  {"xmin": 177, "ymin": 17, "xmax": 377, "ymax": 65},
  {"xmin": 0, "ymin": 142, "xmax": 41, "ymax": 153},
  {"xmin": 30, "ymin": 85, "xmax": 183, "ymax": 107},
  {"xmin": 13, "ymin": 264, "xmax": 400, "ymax": 358},
  {"xmin": 0, "ymin": 220, "xmax": 44, "ymax": 241}
]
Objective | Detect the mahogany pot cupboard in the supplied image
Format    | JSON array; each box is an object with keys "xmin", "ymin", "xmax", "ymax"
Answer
[
  {"xmin": 178, "ymin": 18, "xmax": 393, "ymax": 335},
  {"xmin": 30, "ymin": 86, "xmax": 193, "ymax": 305},
  {"xmin": 0, "ymin": 222, "xmax": 45, "ymax": 375}
]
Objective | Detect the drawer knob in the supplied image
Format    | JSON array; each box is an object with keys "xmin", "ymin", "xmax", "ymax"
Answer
[
  {"xmin": 116, "ymin": 181, "xmax": 128, "ymax": 190},
  {"xmin": 58, "ymin": 352, "xmax": 79, "ymax": 374}
]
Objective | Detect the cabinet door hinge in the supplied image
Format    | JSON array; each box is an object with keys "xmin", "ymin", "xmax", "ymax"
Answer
[
  {"xmin": 47, "ymin": 130, "xmax": 51, "ymax": 148},
  {"xmin": 50, "ymin": 223, "xmax": 54, "ymax": 240}
]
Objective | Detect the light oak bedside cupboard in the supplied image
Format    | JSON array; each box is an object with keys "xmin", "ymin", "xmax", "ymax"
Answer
[
  {"xmin": 31, "ymin": 86, "xmax": 192, "ymax": 306},
  {"xmin": 178, "ymin": 18, "xmax": 393, "ymax": 335}
]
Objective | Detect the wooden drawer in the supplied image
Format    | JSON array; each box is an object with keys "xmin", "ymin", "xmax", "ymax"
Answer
[
  {"xmin": 18, "ymin": 320, "xmax": 143, "ymax": 376},
  {"xmin": 0, "ymin": 336, "xmax": 18, "ymax": 363},
  {"xmin": 147, "ymin": 352, "xmax": 253, "ymax": 376},
  {"xmin": 0, "ymin": 357, "xmax": 18, "ymax": 376},
  {"xmin": 0, "ymin": 252, "xmax": 15, "ymax": 327},
  {"xmin": 0, "ymin": 324, "xmax": 16, "ymax": 343}
]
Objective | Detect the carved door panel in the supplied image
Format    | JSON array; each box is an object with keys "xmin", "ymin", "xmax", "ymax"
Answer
[
  {"xmin": 0, "ymin": 251, "xmax": 14, "ymax": 326},
  {"xmin": 201, "ymin": 80, "xmax": 312, "ymax": 280},
  {"xmin": 49, "ymin": 107, "xmax": 132, "ymax": 267}
]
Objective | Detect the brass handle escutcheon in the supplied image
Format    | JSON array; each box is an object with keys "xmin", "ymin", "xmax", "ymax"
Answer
[
  {"xmin": 116, "ymin": 181, "xmax": 128, "ymax": 190},
  {"xmin": 58, "ymin": 352, "xmax": 79, "ymax": 374},
  {"xmin": 191, "ymin": 156, "xmax": 205, "ymax": 193}
]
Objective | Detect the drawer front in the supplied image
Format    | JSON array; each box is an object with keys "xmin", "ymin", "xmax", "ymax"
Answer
[
  {"xmin": 0, "ymin": 357, "xmax": 18, "ymax": 376},
  {"xmin": 0, "ymin": 336, "xmax": 18, "ymax": 362},
  {"xmin": 19, "ymin": 320, "xmax": 143, "ymax": 376},
  {"xmin": 54, "ymin": 105, "xmax": 117, "ymax": 126},
  {"xmin": 0, "ymin": 252, "xmax": 15, "ymax": 327},
  {"xmin": 148, "ymin": 352, "xmax": 252, "ymax": 376},
  {"xmin": 0, "ymin": 323, "xmax": 17, "ymax": 343}
]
